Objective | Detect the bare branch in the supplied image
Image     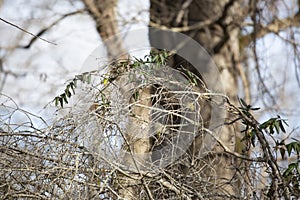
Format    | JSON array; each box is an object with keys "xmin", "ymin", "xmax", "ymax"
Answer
[
  {"xmin": 240, "ymin": 14, "xmax": 300, "ymax": 47},
  {"xmin": 0, "ymin": 17, "xmax": 57, "ymax": 46},
  {"xmin": 19, "ymin": 9, "xmax": 86, "ymax": 49}
]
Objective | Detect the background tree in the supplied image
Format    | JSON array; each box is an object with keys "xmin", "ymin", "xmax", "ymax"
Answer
[
  {"xmin": 149, "ymin": 1, "xmax": 244, "ymax": 196},
  {"xmin": 0, "ymin": 0, "xmax": 299, "ymax": 199}
]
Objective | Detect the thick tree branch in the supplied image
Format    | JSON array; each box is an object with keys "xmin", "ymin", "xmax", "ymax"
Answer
[{"xmin": 240, "ymin": 13, "xmax": 300, "ymax": 48}]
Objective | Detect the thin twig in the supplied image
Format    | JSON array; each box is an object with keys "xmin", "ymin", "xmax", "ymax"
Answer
[
  {"xmin": 19, "ymin": 9, "xmax": 86, "ymax": 49},
  {"xmin": 0, "ymin": 17, "xmax": 57, "ymax": 46}
]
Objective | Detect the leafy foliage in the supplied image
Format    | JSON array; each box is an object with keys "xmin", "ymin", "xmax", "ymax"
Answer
[
  {"xmin": 54, "ymin": 72, "xmax": 92, "ymax": 107},
  {"xmin": 259, "ymin": 115, "xmax": 288, "ymax": 135},
  {"xmin": 54, "ymin": 50, "xmax": 171, "ymax": 108},
  {"xmin": 50, "ymin": 53, "xmax": 300, "ymax": 198},
  {"xmin": 238, "ymin": 98, "xmax": 300, "ymax": 197}
]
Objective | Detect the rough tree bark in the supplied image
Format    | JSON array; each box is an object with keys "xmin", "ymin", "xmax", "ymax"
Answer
[
  {"xmin": 82, "ymin": 0, "xmax": 152, "ymax": 198},
  {"xmin": 149, "ymin": 0, "xmax": 245, "ymax": 197},
  {"xmin": 83, "ymin": 0, "xmax": 246, "ymax": 198},
  {"xmin": 82, "ymin": 0, "xmax": 127, "ymax": 59}
]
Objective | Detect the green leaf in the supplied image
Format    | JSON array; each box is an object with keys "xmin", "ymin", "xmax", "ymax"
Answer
[
  {"xmin": 54, "ymin": 97, "xmax": 59, "ymax": 107},
  {"xmin": 239, "ymin": 98, "xmax": 247, "ymax": 107},
  {"xmin": 82, "ymin": 72, "xmax": 89, "ymax": 83},
  {"xmin": 73, "ymin": 79, "xmax": 77, "ymax": 87},
  {"xmin": 76, "ymin": 74, "xmax": 83, "ymax": 81},
  {"xmin": 285, "ymin": 141, "xmax": 300, "ymax": 156},
  {"xmin": 291, "ymin": 142, "xmax": 300, "ymax": 155},
  {"xmin": 286, "ymin": 143, "xmax": 294, "ymax": 156},
  {"xmin": 259, "ymin": 116, "xmax": 288, "ymax": 135},
  {"xmin": 61, "ymin": 94, "xmax": 68, "ymax": 104},
  {"xmin": 274, "ymin": 121, "xmax": 280, "ymax": 134},
  {"xmin": 133, "ymin": 91, "xmax": 139, "ymax": 101},
  {"xmin": 65, "ymin": 88, "xmax": 71, "ymax": 98},
  {"xmin": 276, "ymin": 140, "xmax": 286, "ymax": 159},
  {"xmin": 294, "ymin": 142, "xmax": 300, "ymax": 155},
  {"xmin": 259, "ymin": 121, "xmax": 268, "ymax": 130},
  {"xmin": 87, "ymin": 73, "xmax": 91, "ymax": 84},
  {"xmin": 70, "ymin": 82, "xmax": 75, "ymax": 94},
  {"xmin": 269, "ymin": 124, "xmax": 275, "ymax": 134},
  {"xmin": 250, "ymin": 130, "xmax": 256, "ymax": 147},
  {"xmin": 59, "ymin": 98, "xmax": 63, "ymax": 108},
  {"xmin": 282, "ymin": 118, "xmax": 289, "ymax": 126},
  {"xmin": 153, "ymin": 55, "xmax": 158, "ymax": 62},
  {"xmin": 279, "ymin": 120, "xmax": 286, "ymax": 133},
  {"xmin": 279, "ymin": 148, "xmax": 285, "ymax": 160},
  {"xmin": 259, "ymin": 118, "xmax": 276, "ymax": 129},
  {"xmin": 101, "ymin": 92, "xmax": 106, "ymax": 103},
  {"xmin": 284, "ymin": 163, "xmax": 296, "ymax": 176}
]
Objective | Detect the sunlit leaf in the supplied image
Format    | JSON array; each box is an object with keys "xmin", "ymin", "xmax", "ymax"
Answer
[{"xmin": 103, "ymin": 78, "xmax": 109, "ymax": 86}]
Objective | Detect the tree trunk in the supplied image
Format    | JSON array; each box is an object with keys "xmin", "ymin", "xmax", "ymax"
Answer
[
  {"xmin": 84, "ymin": 0, "xmax": 246, "ymax": 198},
  {"xmin": 150, "ymin": 0, "xmax": 244, "ymax": 197},
  {"xmin": 82, "ymin": 1, "xmax": 152, "ymax": 199},
  {"xmin": 82, "ymin": 0, "xmax": 127, "ymax": 59}
]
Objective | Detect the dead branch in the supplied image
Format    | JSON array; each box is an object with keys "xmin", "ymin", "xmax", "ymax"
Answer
[{"xmin": 0, "ymin": 17, "xmax": 57, "ymax": 46}]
